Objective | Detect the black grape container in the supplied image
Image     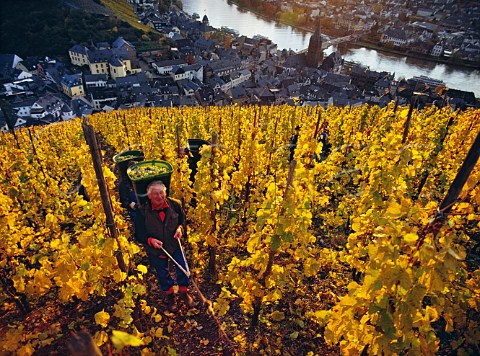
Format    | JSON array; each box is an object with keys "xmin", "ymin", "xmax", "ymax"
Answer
[
  {"xmin": 113, "ymin": 150, "xmax": 145, "ymax": 177},
  {"xmin": 187, "ymin": 138, "xmax": 210, "ymax": 183}
]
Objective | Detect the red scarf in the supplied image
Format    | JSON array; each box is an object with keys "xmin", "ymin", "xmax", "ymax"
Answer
[{"xmin": 152, "ymin": 201, "xmax": 169, "ymax": 222}]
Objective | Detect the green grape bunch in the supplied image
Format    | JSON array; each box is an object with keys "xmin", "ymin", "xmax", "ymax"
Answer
[{"xmin": 128, "ymin": 165, "xmax": 169, "ymax": 181}]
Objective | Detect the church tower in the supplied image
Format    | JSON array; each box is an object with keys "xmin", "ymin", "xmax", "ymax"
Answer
[
  {"xmin": 202, "ymin": 15, "xmax": 209, "ymax": 27},
  {"xmin": 306, "ymin": 23, "xmax": 323, "ymax": 68},
  {"xmin": 202, "ymin": 14, "xmax": 210, "ymax": 39}
]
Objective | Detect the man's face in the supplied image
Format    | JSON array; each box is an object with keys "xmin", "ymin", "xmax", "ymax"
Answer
[{"xmin": 148, "ymin": 185, "xmax": 166, "ymax": 207}]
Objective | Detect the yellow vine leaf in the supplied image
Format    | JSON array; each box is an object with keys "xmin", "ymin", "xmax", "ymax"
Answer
[
  {"xmin": 270, "ymin": 311, "xmax": 285, "ymax": 321},
  {"xmin": 113, "ymin": 269, "xmax": 127, "ymax": 283},
  {"xmin": 50, "ymin": 239, "xmax": 61, "ymax": 249},
  {"xmin": 94, "ymin": 330, "xmax": 108, "ymax": 346},
  {"xmin": 12, "ymin": 274, "xmax": 25, "ymax": 293},
  {"xmin": 45, "ymin": 213, "xmax": 57, "ymax": 229},
  {"xmin": 5, "ymin": 214, "xmax": 17, "ymax": 229},
  {"xmin": 137, "ymin": 265, "xmax": 148, "ymax": 274},
  {"xmin": 94, "ymin": 310, "xmax": 110, "ymax": 327},
  {"xmin": 351, "ymin": 220, "xmax": 362, "ymax": 232},
  {"xmin": 18, "ymin": 344, "xmax": 35, "ymax": 356},
  {"xmin": 425, "ymin": 306, "xmax": 439, "ymax": 322},
  {"xmin": 447, "ymin": 247, "xmax": 465, "ymax": 260},
  {"xmin": 313, "ymin": 310, "xmax": 332, "ymax": 326},
  {"xmin": 384, "ymin": 201, "xmax": 403, "ymax": 219},
  {"xmin": 404, "ymin": 233, "xmax": 418, "ymax": 244},
  {"xmin": 111, "ymin": 330, "xmax": 144, "ymax": 349},
  {"xmin": 155, "ymin": 328, "xmax": 163, "ymax": 338}
]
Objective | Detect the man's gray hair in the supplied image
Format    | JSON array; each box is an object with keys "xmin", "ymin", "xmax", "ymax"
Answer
[{"xmin": 146, "ymin": 180, "xmax": 167, "ymax": 195}]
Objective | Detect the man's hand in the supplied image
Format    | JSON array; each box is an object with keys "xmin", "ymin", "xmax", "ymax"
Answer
[
  {"xmin": 149, "ymin": 238, "xmax": 163, "ymax": 249},
  {"xmin": 174, "ymin": 226, "xmax": 183, "ymax": 240},
  {"xmin": 129, "ymin": 202, "xmax": 136, "ymax": 210}
]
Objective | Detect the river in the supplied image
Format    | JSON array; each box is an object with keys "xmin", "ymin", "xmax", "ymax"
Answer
[{"xmin": 180, "ymin": 0, "xmax": 480, "ymax": 97}]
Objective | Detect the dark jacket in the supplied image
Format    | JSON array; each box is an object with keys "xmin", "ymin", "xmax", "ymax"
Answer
[
  {"xmin": 289, "ymin": 133, "xmax": 299, "ymax": 161},
  {"xmin": 289, "ymin": 133, "xmax": 299, "ymax": 149},
  {"xmin": 119, "ymin": 179, "xmax": 137, "ymax": 211},
  {"xmin": 135, "ymin": 198, "xmax": 185, "ymax": 257}
]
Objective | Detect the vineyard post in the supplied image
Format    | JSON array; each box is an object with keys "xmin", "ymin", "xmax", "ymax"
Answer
[
  {"xmin": 394, "ymin": 96, "xmax": 399, "ymax": 113},
  {"xmin": 136, "ymin": 127, "xmax": 142, "ymax": 151},
  {"xmin": 239, "ymin": 109, "xmax": 251, "ymax": 222},
  {"xmin": 438, "ymin": 130, "xmax": 480, "ymax": 215},
  {"xmin": 219, "ymin": 114, "xmax": 223, "ymax": 141},
  {"xmin": 122, "ymin": 113, "xmax": 130, "ymax": 147},
  {"xmin": 265, "ymin": 109, "xmax": 280, "ymax": 177},
  {"xmin": 459, "ymin": 113, "xmax": 479, "ymax": 148},
  {"xmin": 414, "ymin": 116, "xmax": 455, "ymax": 200},
  {"xmin": 306, "ymin": 105, "xmax": 312, "ymax": 116},
  {"xmin": 148, "ymin": 108, "xmax": 154, "ymax": 127},
  {"xmin": 27, "ymin": 127, "xmax": 49, "ymax": 185},
  {"xmin": 81, "ymin": 120, "xmax": 127, "ymax": 273},
  {"xmin": 417, "ymin": 130, "xmax": 480, "ymax": 248},
  {"xmin": 308, "ymin": 111, "xmax": 323, "ymax": 167},
  {"xmin": 175, "ymin": 125, "xmax": 182, "ymax": 159},
  {"xmin": 236, "ymin": 112, "xmax": 242, "ymax": 165},
  {"xmin": 175, "ymin": 125, "xmax": 188, "ymax": 239},
  {"xmin": 243, "ymin": 106, "xmax": 263, "ymax": 212},
  {"xmin": 242, "ymin": 122, "xmax": 258, "ymax": 222},
  {"xmin": 251, "ymin": 159, "xmax": 297, "ymax": 327},
  {"xmin": 159, "ymin": 122, "xmax": 167, "ymax": 160},
  {"xmin": 313, "ymin": 110, "xmax": 322, "ymax": 140},
  {"xmin": 208, "ymin": 132, "xmax": 219, "ymax": 276},
  {"xmin": 402, "ymin": 95, "xmax": 417, "ymax": 144},
  {"xmin": 11, "ymin": 128, "xmax": 21, "ymax": 150}
]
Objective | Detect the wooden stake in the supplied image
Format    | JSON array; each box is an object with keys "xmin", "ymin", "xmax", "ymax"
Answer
[
  {"xmin": 438, "ymin": 131, "xmax": 480, "ymax": 214},
  {"xmin": 251, "ymin": 160, "xmax": 297, "ymax": 327},
  {"xmin": 414, "ymin": 116, "xmax": 455, "ymax": 200},
  {"xmin": 122, "ymin": 114, "xmax": 130, "ymax": 147},
  {"xmin": 27, "ymin": 127, "xmax": 49, "ymax": 185},
  {"xmin": 82, "ymin": 120, "xmax": 127, "ymax": 273},
  {"xmin": 208, "ymin": 132, "xmax": 218, "ymax": 276},
  {"xmin": 416, "ymin": 130, "xmax": 480, "ymax": 250},
  {"xmin": 313, "ymin": 110, "xmax": 322, "ymax": 140},
  {"xmin": 11, "ymin": 129, "xmax": 21, "ymax": 150},
  {"xmin": 175, "ymin": 125, "xmax": 182, "ymax": 158},
  {"xmin": 394, "ymin": 96, "xmax": 399, "ymax": 113},
  {"xmin": 402, "ymin": 96, "xmax": 417, "ymax": 144}
]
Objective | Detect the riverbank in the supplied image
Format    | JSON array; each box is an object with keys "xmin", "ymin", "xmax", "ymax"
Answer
[
  {"xmin": 227, "ymin": 0, "xmax": 311, "ymax": 34},
  {"xmin": 224, "ymin": 0, "xmax": 479, "ymax": 71},
  {"xmin": 348, "ymin": 39, "xmax": 480, "ymax": 71}
]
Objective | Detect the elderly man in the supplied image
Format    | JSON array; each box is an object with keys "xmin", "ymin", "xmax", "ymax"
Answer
[{"xmin": 135, "ymin": 180, "xmax": 194, "ymax": 312}]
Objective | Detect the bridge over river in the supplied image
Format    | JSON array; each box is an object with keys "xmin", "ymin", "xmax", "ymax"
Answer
[{"xmin": 297, "ymin": 32, "xmax": 365, "ymax": 53}]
